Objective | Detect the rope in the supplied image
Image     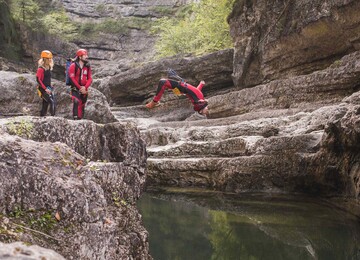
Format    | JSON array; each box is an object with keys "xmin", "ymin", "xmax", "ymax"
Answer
[{"xmin": 10, "ymin": 222, "xmax": 62, "ymax": 242}]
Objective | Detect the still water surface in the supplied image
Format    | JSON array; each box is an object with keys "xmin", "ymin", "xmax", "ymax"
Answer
[{"xmin": 138, "ymin": 190, "xmax": 360, "ymax": 260}]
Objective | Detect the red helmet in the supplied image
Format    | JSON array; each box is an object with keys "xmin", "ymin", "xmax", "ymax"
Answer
[
  {"xmin": 41, "ymin": 50, "xmax": 53, "ymax": 59},
  {"xmin": 76, "ymin": 49, "xmax": 88, "ymax": 57},
  {"xmin": 194, "ymin": 100, "xmax": 208, "ymax": 112}
]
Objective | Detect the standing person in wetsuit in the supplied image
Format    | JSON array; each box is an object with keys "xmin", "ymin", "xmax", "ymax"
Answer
[
  {"xmin": 145, "ymin": 78, "xmax": 209, "ymax": 117},
  {"xmin": 69, "ymin": 49, "xmax": 92, "ymax": 120},
  {"xmin": 36, "ymin": 50, "xmax": 56, "ymax": 116}
]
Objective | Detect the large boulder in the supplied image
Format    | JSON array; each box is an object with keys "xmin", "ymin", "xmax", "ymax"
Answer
[
  {"xmin": 0, "ymin": 242, "xmax": 65, "ymax": 260},
  {"xmin": 97, "ymin": 49, "xmax": 234, "ymax": 106},
  {"xmin": 0, "ymin": 117, "xmax": 150, "ymax": 259},
  {"xmin": 0, "ymin": 71, "xmax": 116, "ymax": 124},
  {"xmin": 228, "ymin": 0, "xmax": 360, "ymax": 88}
]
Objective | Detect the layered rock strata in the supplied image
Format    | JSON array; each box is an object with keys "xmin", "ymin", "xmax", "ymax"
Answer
[
  {"xmin": 228, "ymin": 0, "xmax": 360, "ymax": 88},
  {"xmin": 0, "ymin": 117, "xmax": 150, "ymax": 259},
  {"xmin": 100, "ymin": 49, "xmax": 234, "ymax": 106},
  {"xmin": 111, "ymin": 50, "xmax": 360, "ymax": 209}
]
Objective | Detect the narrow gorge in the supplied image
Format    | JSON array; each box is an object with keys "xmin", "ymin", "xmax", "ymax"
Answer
[{"xmin": 0, "ymin": 0, "xmax": 360, "ymax": 259}]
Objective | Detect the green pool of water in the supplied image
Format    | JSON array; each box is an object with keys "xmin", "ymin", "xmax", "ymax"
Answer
[{"xmin": 138, "ymin": 189, "xmax": 360, "ymax": 260}]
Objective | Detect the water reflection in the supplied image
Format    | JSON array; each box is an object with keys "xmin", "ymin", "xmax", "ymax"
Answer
[{"xmin": 138, "ymin": 190, "xmax": 360, "ymax": 260}]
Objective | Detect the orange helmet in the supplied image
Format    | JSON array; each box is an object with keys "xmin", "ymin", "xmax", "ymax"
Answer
[
  {"xmin": 76, "ymin": 49, "xmax": 88, "ymax": 57},
  {"xmin": 41, "ymin": 50, "xmax": 53, "ymax": 59}
]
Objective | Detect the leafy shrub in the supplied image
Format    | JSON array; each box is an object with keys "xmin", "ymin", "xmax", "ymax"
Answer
[
  {"xmin": 78, "ymin": 18, "xmax": 129, "ymax": 40},
  {"xmin": 42, "ymin": 10, "xmax": 77, "ymax": 41},
  {"xmin": 10, "ymin": 0, "xmax": 42, "ymax": 28},
  {"xmin": 151, "ymin": 0, "xmax": 235, "ymax": 58},
  {"xmin": 10, "ymin": 0, "xmax": 77, "ymax": 41},
  {"xmin": 6, "ymin": 119, "xmax": 34, "ymax": 138}
]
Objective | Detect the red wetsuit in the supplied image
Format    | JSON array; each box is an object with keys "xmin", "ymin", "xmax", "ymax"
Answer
[
  {"xmin": 69, "ymin": 61, "xmax": 92, "ymax": 119},
  {"xmin": 153, "ymin": 79, "xmax": 206, "ymax": 111},
  {"xmin": 36, "ymin": 67, "xmax": 51, "ymax": 90},
  {"xmin": 36, "ymin": 67, "xmax": 55, "ymax": 116}
]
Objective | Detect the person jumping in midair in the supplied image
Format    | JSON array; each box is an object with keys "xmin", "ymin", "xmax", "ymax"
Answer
[{"xmin": 146, "ymin": 70, "xmax": 209, "ymax": 117}]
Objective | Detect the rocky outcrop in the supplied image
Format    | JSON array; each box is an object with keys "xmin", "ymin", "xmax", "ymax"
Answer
[
  {"xmin": 209, "ymin": 50, "xmax": 360, "ymax": 119},
  {"xmin": 108, "ymin": 50, "xmax": 360, "ymax": 212},
  {"xmin": 0, "ymin": 242, "xmax": 65, "ymax": 259},
  {"xmin": 0, "ymin": 71, "xmax": 116, "ymax": 124},
  {"xmin": 2, "ymin": 0, "xmax": 197, "ymax": 80},
  {"xmin": 55, "ymin": 0, "xmax": 195, "ymax": 69},
  {"xmin": 0, "ymin": 57, "xmax": 31, "ymax": 74},
  {"xmin": 0, "ymin": 117, "xmax": 150, "ymax": 259},
  {"xmin": 228, "ymin": 0, "xmax": 360, "ymax": 88},
  {"xmin": 144, "ymin": 92, "xmax": 360, "ymax": 199},
  {"xmin": 17, "ymin": 28, "xmax": 78, "ymax": 81},
  {"xmin": 310, "ymin": 93, "xmax": 360, "ymax": 199},
  {"xmin": 59, "ymin": 0, "xmax": 192, "ymax": 19},
  {"xmin": 99, "ymin": 49, "xmax": 234, "ymax": 106}
]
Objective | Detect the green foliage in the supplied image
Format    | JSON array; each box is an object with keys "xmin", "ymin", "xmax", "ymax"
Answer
[
  {"xmin": 112, "ymin": 192, "xmax": 127, "ymax": 207},
  {"xmin": 7, "ymin": 0, "xmax": 152, "ymax": 45},
  {"xmin": 10, "ymin": 0, "xmax": 42, "ymax": 28},
  {"xmin": 152, "ymin": 0, "xmax": 235, "ymax": 58},
  {"xmin": 41, "ymin": 10, "xmax": 77, "ymax": 41},
  {"xmin": 0, "ymin": 0, "xmax": 21, "ymax": 60},
  {"xmin": 96, "ymin": 19, "xmax": 128, "ymax": 34},
  {"xmin": 77, "ymin": 17, "xmax": 154, "ymax": 40},
  {"xmin": 29, "ymin": 211, "xmax": 57, "ymax": 231},
  {"xmin": 174, "ymin": 4, "xmax": 195, "ymax": 20},
  {"xmin": 9, "ymin": 206, "xmax": 25, "ymax": 218},
  {"xmin": 6, "ymin": 119, "xmax": 34, "ymax": 138},
  {"xmin": 53, "ymin": 145, "xmax": 85, "ymax": 170},
  {"xmin": 79, "ymin": 18, "xmax": 129, "ymax": 40},
  {"xmin": 89, "ymin": 164, "xmax": 99, "ymax": 171},
  {"xmin": 9, "ymin": 0, "xmax": 76, "ymax": 41},
  {"xmin": 95, "ymin": 3, "xmax": 106, "ymax": 15},
  {"xmin": 8, "ymin": 208, "xmax": 56, "ymax": 230},
  {"xmin": 150, "ymin": 6, "xmax": 175, "ymax": 16},
  {"xmin": 125, "ymin": 17, "xmax": 152, "ymax": 30}
]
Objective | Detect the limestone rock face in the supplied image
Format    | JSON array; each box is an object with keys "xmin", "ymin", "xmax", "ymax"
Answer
[
  {"xmin": 0, "ymin": 117, "xmax": 150, "ymax": 259},
  {"xmin": 0, "ymin": 242, "xmax": 65, "ymax": 259},
  {"xmin": 312, "ymin": 94, "xmax": 360, "ymax": 199},
  {"xmin": 209, "ymin": 50, "xmax": 360, "ymax": 119},
  {"xmin": 143, "ymin": 92, "xmax": 360, "ymax": 198},
  {"xmin": 228, "ymin": 0, "xmax": 360, "ymax": 88},
  {"xmin": 0, "ymin": 57, "xmax": 31, "ymax": 74},
  {"xmin": 55, "ymin": 0, "xmax": 195, "ymax": 68},
  {"xmin": 0, "ymin": 71, "xmax": 116, "ymax": 124},
  {"xmin": 99, "ymin": 49, "xmax": 234, "ymax": 106},
  {"xmin": 109, "ymin": 50, "xmax": 360, "ymax": 210},
  {"xmin": 59, "ymin": 0, "xmax": 192, "ymax": 19}
]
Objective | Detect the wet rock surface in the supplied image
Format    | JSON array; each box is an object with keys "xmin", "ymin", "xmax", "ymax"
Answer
[{"xmin": 111, "ymin": 50, "xmax": 360, "ymax": 210}]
